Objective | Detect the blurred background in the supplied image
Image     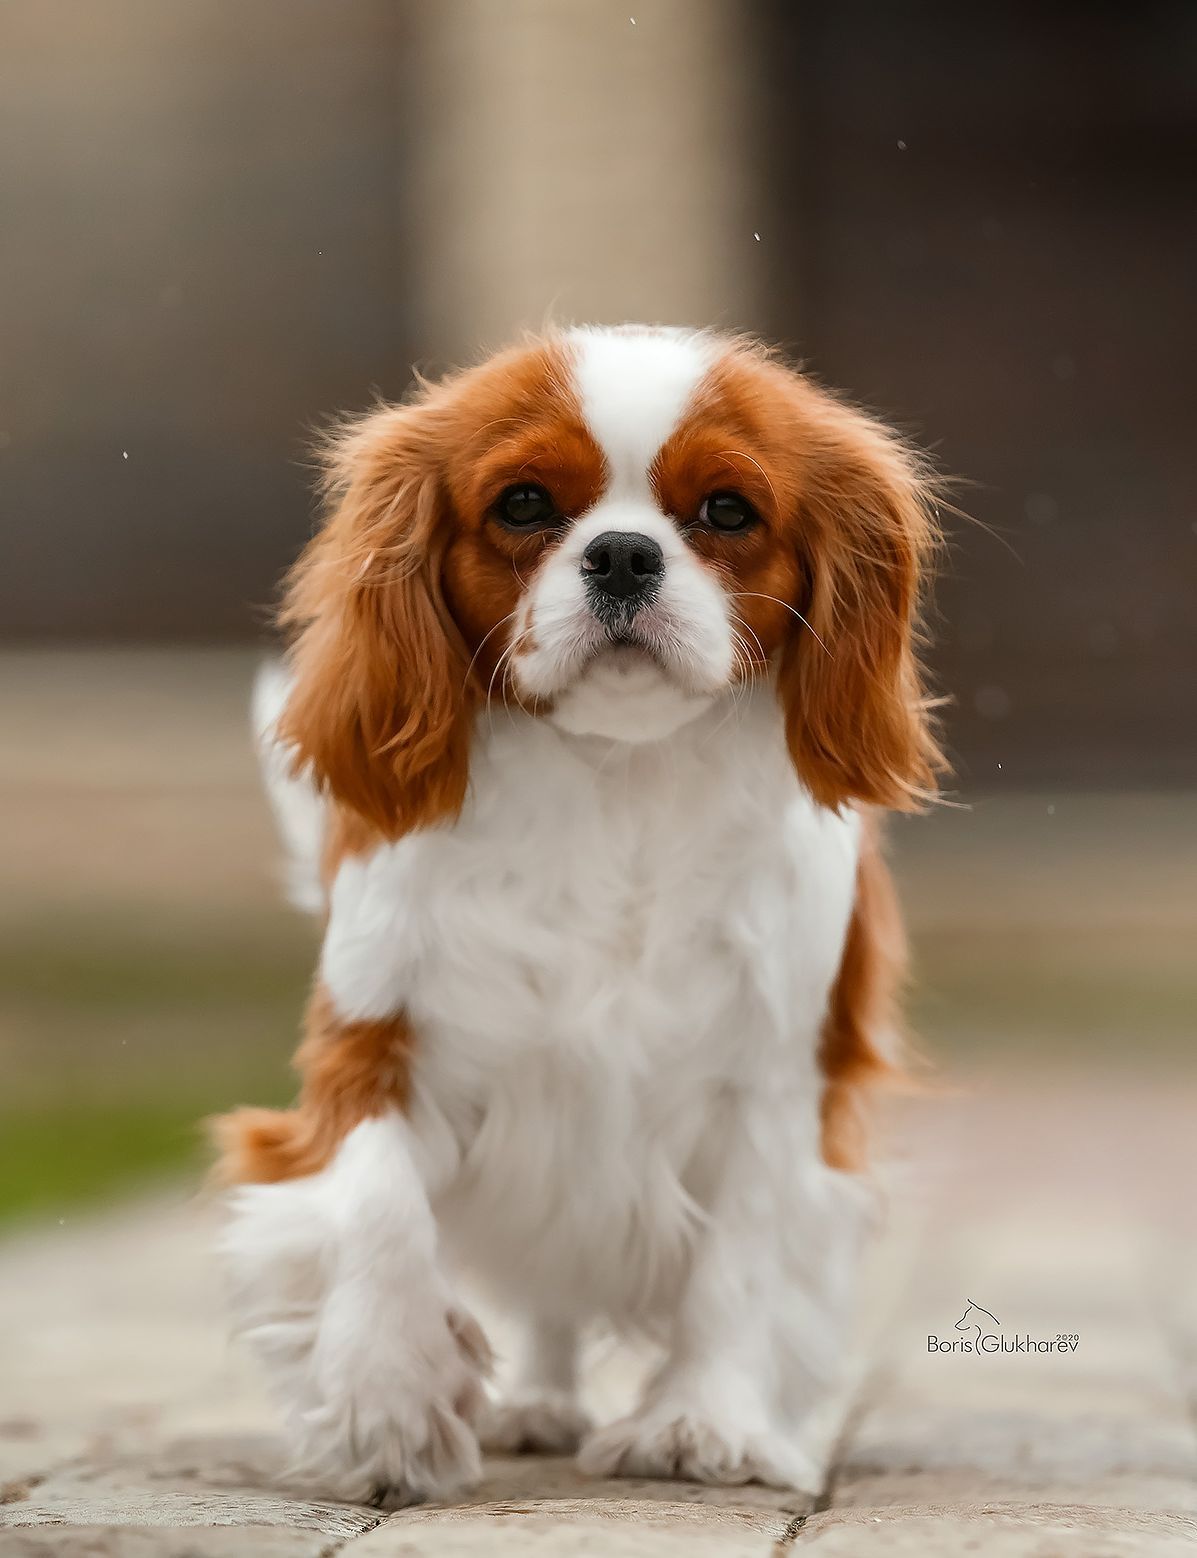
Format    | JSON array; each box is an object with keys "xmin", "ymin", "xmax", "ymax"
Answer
[{"xmin": 1, "ymin": 0, "xmax": 1194, "ymax": 1223}]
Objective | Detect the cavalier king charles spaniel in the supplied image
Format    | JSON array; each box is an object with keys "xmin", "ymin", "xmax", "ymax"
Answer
[{"xmin": 216, "ymin": 325, "xmax": 942, "ymax": 1506}]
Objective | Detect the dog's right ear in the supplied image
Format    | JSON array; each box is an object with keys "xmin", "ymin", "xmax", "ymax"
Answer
[{"xmin": 278, "ymin": 403, "xmax": 473, "ymax": 840}]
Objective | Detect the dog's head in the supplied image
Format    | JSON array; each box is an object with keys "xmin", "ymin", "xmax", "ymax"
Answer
[{"xmin": 281, "ymin": 326, "xmax": 943, "ymax": 837}]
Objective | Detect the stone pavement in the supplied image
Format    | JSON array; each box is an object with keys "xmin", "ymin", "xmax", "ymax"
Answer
[{"xmin": 3, "ymin": 1075, "xmax": 1197, "ymax": 1555}]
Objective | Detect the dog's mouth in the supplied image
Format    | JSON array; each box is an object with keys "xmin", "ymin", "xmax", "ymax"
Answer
[
  {"xmin": 513, "ymin": 593, "xmax": 730, "ymax": 714},
  {"xmin": 544, "ymin": 627, "xmax": 718, "ymax": 743},
  {"xmin": 586, "ymin": 633, "xmax": 667, "ymax": 676}
]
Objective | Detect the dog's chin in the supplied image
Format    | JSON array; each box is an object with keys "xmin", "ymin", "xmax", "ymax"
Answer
[{"xmin": 545, "ymin": 644, "xmax": 717, "ymax": 744}]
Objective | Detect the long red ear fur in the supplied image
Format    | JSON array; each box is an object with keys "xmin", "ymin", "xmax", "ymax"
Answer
[
  {"xmin": 278, "ymin": 404, "xmax": 473, "ymax": 838},
  {"xmin": 819, "ymin": 817, "xmax": 911, "ymax": 1171},
  {"xmin": 778, "ymin": 390, "xmax": 944, "ymax": 812}
]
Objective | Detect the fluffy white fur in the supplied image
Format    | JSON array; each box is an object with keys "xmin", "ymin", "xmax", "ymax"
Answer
[
  {"xmin": 224, "ymin": 326, "xmax": 872, "ymax": 1506},
  {"xmin": 221, "ymin": 1114, "xmax": 491, "ymax": 1503},
  {"xmin": 251, "ymin": 660, "xmax": 325, "ymax": 914},
  {"xmin": 568, "ymin": 325, "xmax": 714, "ymax": 496}
]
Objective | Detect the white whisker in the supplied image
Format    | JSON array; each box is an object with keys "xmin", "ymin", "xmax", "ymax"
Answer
[
  {"xmin": 729, "ymin": 612, "xmax": 767, "ymax": 667},
  {"xmin": 731, "ymin": 593, "xmax": 832, "ymax": 656},
  {"xmin": 714, "ymin": 450, "xmax": 777, "ymax": 506},
  {"xmin": 463, "ymin": 610, "xmax": 521, "ymax": 695}
]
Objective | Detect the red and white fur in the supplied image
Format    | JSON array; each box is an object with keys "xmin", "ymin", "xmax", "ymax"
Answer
[{"xmin": 216, "ymin": 325, "xmax": 941, "ymax": 1506}]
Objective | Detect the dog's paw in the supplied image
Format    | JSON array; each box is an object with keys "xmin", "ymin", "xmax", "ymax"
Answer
[
  {"xmin": 578, "ymin": 1409, "xmax": 820, "ymax": 1492},
  {"xmin": 287, "ymin": 1303, "xmax": 492, "ymax": 1507},
  {"xmin": 290, "ymin": 1392, "xmax": 482, "ymax": 1508},
  {"xmin": 479, "ymin": 1390, "xmax": 592, "ymax": 1456}
]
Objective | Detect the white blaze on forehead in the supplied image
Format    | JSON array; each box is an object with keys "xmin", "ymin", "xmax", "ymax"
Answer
[{"xmin": 567, "ymin": 326, "xmax": 715, "ymax": 499}]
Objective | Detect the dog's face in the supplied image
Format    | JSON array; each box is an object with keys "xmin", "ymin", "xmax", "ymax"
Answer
[
  {"xmin": 496, "ymin": 330, "xmax": 806, "ymax": 745},
  {"xmin": 281, "ymin": 327, "xmax": 941, "ymax": 837}
]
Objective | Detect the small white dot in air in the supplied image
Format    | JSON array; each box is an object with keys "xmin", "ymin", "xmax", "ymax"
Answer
[
  {"xmin": 122, "ymin": 451, "xmax": 128, "ymax": 460},
  {"xmin": 897, "ymin": 139, "xmax": 907, "ymax": 150},
  {"xmin": 753, "ymin": 232, "xmax": 761, "ymax": 242}
]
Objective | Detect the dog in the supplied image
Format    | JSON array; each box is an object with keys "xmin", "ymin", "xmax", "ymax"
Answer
[{"xmin": 215, "ymin": 324, "xmax": 942, "ymax": 1506}]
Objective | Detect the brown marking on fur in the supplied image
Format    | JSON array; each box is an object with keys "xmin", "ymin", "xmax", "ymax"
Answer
[
  {"xmin": 657, "ymin": 341, "xmax": 945, "ymax": 812},
  {"xmin": 818, "ymin": 817, "xmax": 910, "ymax": 1171},
  {"xmin": 211, "ymin": 985, "xmax": 414, "ymax": 1184},
  {"xmin": 278, "ymin": 336, "xmax": 606, "ymax": 841},
  {"xmin": 439, "ymin": 348, "xmax": 606, "ymax": 689},
  {"xmin": 278, "ymin": 404, "xmax": 475, "ymax": 840}
]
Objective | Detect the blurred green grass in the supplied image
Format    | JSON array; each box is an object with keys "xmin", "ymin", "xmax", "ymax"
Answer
[
  {"xmin": 911, "ymin": 928, "xmax": 1197, "ymax": 1060},
  {"xmin": 0, "ymin": 909, "xmax": 316, "ymax": 1221}
]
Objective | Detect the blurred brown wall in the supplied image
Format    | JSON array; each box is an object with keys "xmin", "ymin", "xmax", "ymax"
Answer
[
  {"xmin": 1, "ymin": 0, "xmax": 414, "ymax": 639},
  {"xmin": 758, "ymin": 2, "xmax": 1197, "ymax": 786},
  {"xmin": 402, "ymin": 0, "xmax": 765, "ymax": 366}
]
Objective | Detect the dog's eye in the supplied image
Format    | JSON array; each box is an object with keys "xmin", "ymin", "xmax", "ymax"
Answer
[
  {"xmin": 698, "ymin": 491, "xmax": 757, "ymax": 533},
  {"xmin": 495, "ymin": 484, "xmax": 558, "ymax": 529}
]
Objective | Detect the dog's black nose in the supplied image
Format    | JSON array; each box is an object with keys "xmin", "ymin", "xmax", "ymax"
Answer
[{"xmin": 581, "ymin": 531, "xmax": 664, "ymax": 605}]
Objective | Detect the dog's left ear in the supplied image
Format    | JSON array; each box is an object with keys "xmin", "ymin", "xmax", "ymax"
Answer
[
  {"xmin": 777, "ymin": 390, "xmax": 944, "ymax": 811},
  {"xmin": 278, "ymin": 401, "xmax": 474, "ymax": 839}
]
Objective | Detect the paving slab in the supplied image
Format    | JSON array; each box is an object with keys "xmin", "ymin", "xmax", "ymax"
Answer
[
  {"xmin": 0, "ymin": 1530, "xmax": 357, "ymax": 1557},
  {"xmin": 352, "ymin": 1499, "xmax": 788, "ymax": 1557},
  {"xmin": 794, "ymin": 1504, "xmax": 1197, "ymax": 1556}
]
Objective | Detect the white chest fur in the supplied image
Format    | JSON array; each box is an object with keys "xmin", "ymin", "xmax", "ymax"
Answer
[{"xmin": 320, "ymin": 687, "xmax": 860, "ymax": 1319}]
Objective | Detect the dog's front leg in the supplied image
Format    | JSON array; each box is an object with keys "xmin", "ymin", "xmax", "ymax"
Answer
[
  {"xmin": 579, "ymin": 1087, "xmax": 863, "ymax": 1492},
  {"xmin": 221, "ymin": 1107, "xmax": 490, "ymax": 1507},
  {"xmin": 480, "ymin": 1317, "xmax": 593, "ymax": 1455}
]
